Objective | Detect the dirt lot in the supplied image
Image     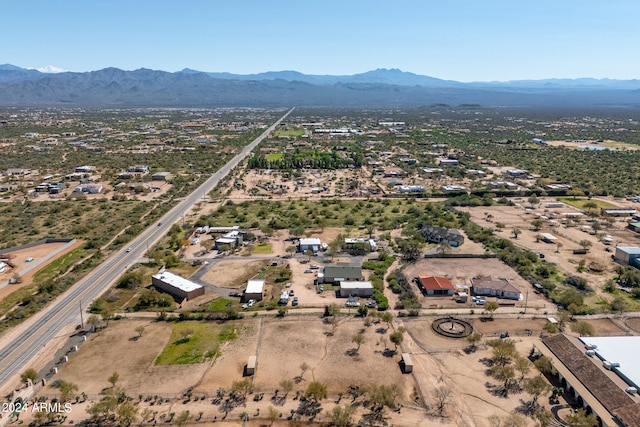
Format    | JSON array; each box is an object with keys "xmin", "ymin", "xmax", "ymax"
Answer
[
  {"xmin": 227, "ymin": 167, "xmax": 378, "ymax": 201},
  {"xmin": 0, "ymin": 240, "xmax": 83, "ymax": 300},
  {"xmin": 403, "ymin": 257, "xmax": 550, "ymax": 311},
  {"xmin": 39, "ymin": 319, "xmax": 210, "ymax": 396},
  {"xmin": 27, "ymin": 313, "xmax": 635, "ymax": 427},
  {"xmin": 460, "ymin": 200, "xmax": 640, "ymax": 296},
  {"xmin": 201, "ymin": 260, "xmax": 270, "ymax": 288}
]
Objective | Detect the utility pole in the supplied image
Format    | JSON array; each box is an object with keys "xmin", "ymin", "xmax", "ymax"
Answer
[
  {"xmin": 524, "ymin": 289, "xmax": 529, "ymax": 314},
  {"xmin": 79, "ymin": 301, "xmax": 84, "ymax": 329}
]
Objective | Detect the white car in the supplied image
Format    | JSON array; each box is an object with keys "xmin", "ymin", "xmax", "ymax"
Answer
[{"xmin": 25, "ymin": 257, "xmax": 34, "ymax": 262}]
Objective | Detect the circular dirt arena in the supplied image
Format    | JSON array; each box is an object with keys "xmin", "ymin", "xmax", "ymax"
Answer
[{"xmin": 431, "ymin": 317, "xmax": 473, "ymax": 338}]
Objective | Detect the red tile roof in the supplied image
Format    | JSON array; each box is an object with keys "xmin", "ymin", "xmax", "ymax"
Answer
[{"xmin": 418, "ymin": 275, "xmax": 455, "ymax": 291}]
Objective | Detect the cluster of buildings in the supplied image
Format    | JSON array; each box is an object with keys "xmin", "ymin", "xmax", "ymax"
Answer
[{"xmin": 414, "ymin": 275, "xmax": 522, "ymax": 301}]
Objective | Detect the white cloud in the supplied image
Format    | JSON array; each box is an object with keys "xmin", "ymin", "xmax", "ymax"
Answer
[{"xmin": 34, "ymin": 65, "xmax": 68, "ymax": 73}]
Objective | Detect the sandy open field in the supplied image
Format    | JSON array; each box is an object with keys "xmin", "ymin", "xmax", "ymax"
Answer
[
  {"xmin": 29, "ymin": 313, "xmax": 631, "ymax": 426},
  {"xmin": 458, "ymin": 200, "xmax": 640, "ymax": 296},
  {"xmin": 201, "ymin": 260, "xmax": 270, "ymax": 288}
]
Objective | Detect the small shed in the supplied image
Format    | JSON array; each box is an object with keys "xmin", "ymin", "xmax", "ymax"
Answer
[
  {"xmin": 245, "ymin": 355, "xmax": 257, "ymax": 376},
  {"xmin": 401, "ymin": 353, "xmax": 413, "ymax": 373},
  {"xmin": 243, "ymin": 280, "xmax": 264, "ymax": 302}
]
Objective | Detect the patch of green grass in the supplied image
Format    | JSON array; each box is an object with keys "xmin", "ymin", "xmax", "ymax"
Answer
[
  {"xmin": 252, "ymin": 243, "xmax": 272, "ymax": 254},
  {"xmin": 33, "ymin": 247, "xmax": 86, "ymax": 284},
  {"xmin": 274, "ymin": 129, "xmax": 304, "ymax": 137},
  {"xmin": 208, "ymin": 298, "xmax": 232, "ymax": 311},
  {"xmin": 265, "ymin": 153, "xmax": 284, "ymax": 162},
  {"xmin": 559, "ymin": 198, "xmax": 615, "ymax": 210},
  {"xmin": 155, "ymin": 322, "xmax": 226, "ymax": 365}
]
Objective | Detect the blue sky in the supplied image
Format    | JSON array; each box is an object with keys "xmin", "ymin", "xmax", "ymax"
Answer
[{"xmin": 3, "ymin": 0, "xmax": 639, "ymax": 81}]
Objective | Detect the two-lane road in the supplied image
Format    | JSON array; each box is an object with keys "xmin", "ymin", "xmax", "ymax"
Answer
[{"xmin": 0, "ymin": 108, "xmax": 293, "ymax": 392}]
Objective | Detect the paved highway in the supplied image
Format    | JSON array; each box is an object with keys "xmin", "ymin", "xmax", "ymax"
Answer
[{"xmin": 0, "ymin": 108, "xmax": 293, "ymax": 391}]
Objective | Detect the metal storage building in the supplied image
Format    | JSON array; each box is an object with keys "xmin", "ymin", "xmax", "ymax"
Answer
[{"xmin": 151, "ymin": 271, "xmax": 205, "ymax": 301}]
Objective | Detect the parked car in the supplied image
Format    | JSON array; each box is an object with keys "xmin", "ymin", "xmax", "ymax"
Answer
[
  {"xmin": 25, "ymin": 257, "xmax": 34, "ymax": 262},
  {"xmin": 310, "ymin": 264, "xmax": 320, "ymax": 270},
  {"xmin": 289, "ymin": 290, "xmax": 294, "ymax": 296},
  {"xmin": 304, "ymin": 269, "xmax": 313, "ymax": 273},
  {"xmin": 248, "ymin": 299, "xmax": 256, "ymax": 307},
  {"xmin": 292, "ymin": 297, "xmax": 299, "ymax": 306},
  {"xmin": 345, "ymin": 301, "xmax": 360, "ymax": 307},
  {"xmin": 365, "ymin": 301, "xmax": 377, "ymax": 308}
]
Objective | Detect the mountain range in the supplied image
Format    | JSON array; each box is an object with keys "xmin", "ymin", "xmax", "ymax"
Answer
[{"xmin": 1, "ymin": 64, "xmax": 639, "ymax": 108}]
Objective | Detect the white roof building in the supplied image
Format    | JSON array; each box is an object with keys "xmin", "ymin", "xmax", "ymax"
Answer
[{"xmin": 246, "ymin": 280, "xmax": 265, "ymax": 294}]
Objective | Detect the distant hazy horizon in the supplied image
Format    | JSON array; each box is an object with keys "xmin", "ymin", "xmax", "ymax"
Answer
[{"xmin": 3, "ymin": 0, "xmax": 639, "ymax": 82}]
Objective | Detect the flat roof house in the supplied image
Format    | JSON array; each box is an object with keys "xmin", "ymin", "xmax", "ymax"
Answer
[
  {"xmin": 471, "ymin": 276, "xmax": 521, "ymax": 300},
  {"xmin": 319, "ymin": 263, "xmax": 363, "ymax": 284},
  {"xmin": 151, "ymin": 271, "xmax": 205, "ymax": 302},
  {"xmin": 152, "ymin": 171, "xmax": 173, "ymax": 181},
  {"xmin": 243, "ymin": 279, "xmax": 264, "ymax": 302},
  {"xmin": 298, "ymin": 238, "xmax": 321, "ymax": 253},
  {"xmin": 418, "ymin": 275, "xmax": 455, "ymax": 296},
  {"xmin": 339, "ymin": 281, "xmax": 373, "ymax": 298}
]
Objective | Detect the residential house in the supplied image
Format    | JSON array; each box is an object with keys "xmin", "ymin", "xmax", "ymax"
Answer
[
  {"xmin": 438, "ymin": 159, "xmax": 459, "ymax": 167},
  {"xmin": 152, "ymin": 171, "xmax": 173, "ymax": 182},
  {"xmin": 298, "ymin": 238, "xmax": 321, "ymax": 254},
  {"xmin": 339, "ymin": 281, "xmax": 374, "ymax": 298},
  {"xmin": 471, "ymin": 276, "xmax": 521, "ymax": 300},
  {"xmin": 319, "ymin": 263, "xmax": 363, "ymax": 284},
  {"xmin": 417, "ymin": 275, "xmax": 455, "ymax": 296},
  {"xmin": 420, "ymin": 225, "xmax": 464, "ymax": 247}
]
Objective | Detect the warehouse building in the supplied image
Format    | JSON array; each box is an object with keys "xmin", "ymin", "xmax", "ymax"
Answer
[{"xmin": 151, "ymin": 271, "xmax": 205, "ymax": 301}]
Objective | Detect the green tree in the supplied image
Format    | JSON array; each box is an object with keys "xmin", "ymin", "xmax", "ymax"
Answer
[
  {"xmin": 305, "ymin": 381, "xmax": 328, "ymax": 403},
  {"xmin": 59, "ymin": 381, "xmax": 79, "ymax": 402},
  {"xmin": 230, "ymin": 379, "xmax": 251, "ymax": 400},
  {"xmin": 389, "ymin": 330, "xmax": 404, "ymax": 350},
  {"xmin": 352, "ymin": 332, "xmax": 365, "ymax": 353},
  {"xmin": 564, "ymin": 408, "xmax": 598, "ymax": 427},
  {"xmin": 570, "ymin": 321, "xmax": 595, "ymax": 336},
  {"xmin": 329, "ymin": 404, "xmax": 355, "ymax": 427},
  {"xmin": 175, "ymin": 411, "xmax": 192, "ymax": 427},
  {"xmin": 512, "ymin": 226, "xmax": 521, "ymax": 239},
  {"xmin": 579, "ymin": 239, "xmax": 592, "ymax": 251},
  {"xmin": 135, "ymin": 325, "xmax": 145, "ymax": 337},
  {"xmin": 267, "ymin": 406, "xmax": 279, "ymax": 426},
  {"xmin": 534, "ymin": 356, "xmax": 554, "ymax": 375},
  {"xmin": 108, "ymin": 371, "xmax": 120, "ymax": 388},
  {"xmin": 523, "ymin": 376, "xmax": 551, "ymax": 407},
  {"xmin": 484, "ymin": 301, "xmax": 499, "ymax": 318},
  {"xmin": 20, "ymin": 368, "xmax": 38, "ymax": 383},
  {"xmin": 466, "ymin": 332, "xmax": 482, "ymax": 351},
  {"xmin": 514, "ymin": 356, "xmax": 530, "ymax": 382},
  {"xmin": 279, "ymin": 379, "xmax": 294, "ymax": 397}
]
